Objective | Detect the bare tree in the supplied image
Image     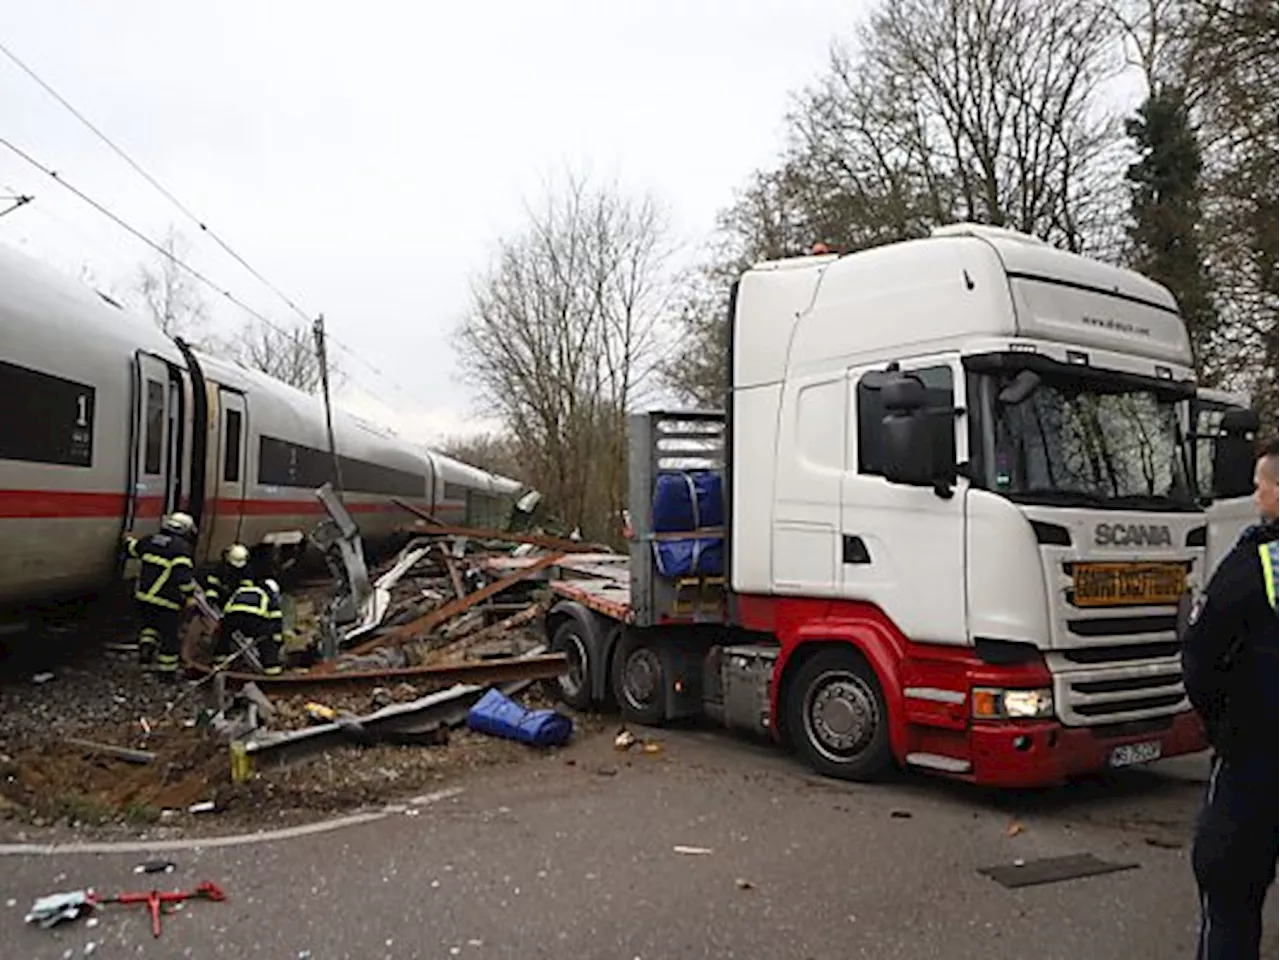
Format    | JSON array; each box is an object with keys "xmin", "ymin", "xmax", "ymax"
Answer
[
  {"xmin": 223, "ymin": 318, "xmax": 333, "ymax": 395},
  {"xmin": 456, "ymin": 173, "xmax": 675, "ymax": 541},
  {"xmin": 663, "ymin": 0, "xmax": 1126, "ymax": 404},
  {"xmin": 439, "ymin": 432, "xmax": 527, "ymax": 484},
  {"xmin": 1181, "ymin": 0, "xmax": 1278, "ymax": 423},
  {"xmin": 134, "ymin": 225, "xmax": 210, "ymax": 344}
]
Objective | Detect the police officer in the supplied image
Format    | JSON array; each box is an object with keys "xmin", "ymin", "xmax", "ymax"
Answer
[
  {"xmin": 218, "ymin": 567, "xmax": 285, "ymax": 676},
  {"xmin": 122, "ymin": 512, "xmax": 200, "ymax": 678},
  {"xmin": 204, "ymin": 543, "xmax": 251, "ymax": 606},
  {"xmin": 1181, "ymin": 439, "xmax": 1278, "ymax": 960}
]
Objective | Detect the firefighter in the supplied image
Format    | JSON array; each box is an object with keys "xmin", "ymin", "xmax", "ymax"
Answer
[
  {"xmin": 122, "ymin": 511, "xmax": 200, "ymax": 678},
  {"xmin": 1180, "ymin": 439, "xmax": 1278, "ymax": 960},
  {"xmin": 204, "ymin": 543, "xmax": 251, "ymax": 606},
  {"xmin": 217, "ymin": 567, "xmax": 285, "ymax": 676}
]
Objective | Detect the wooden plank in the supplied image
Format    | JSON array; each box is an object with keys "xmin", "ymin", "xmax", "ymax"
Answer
[{"xmin": 334, "ymin": 550, "xmax": 566, "ymax": 660}]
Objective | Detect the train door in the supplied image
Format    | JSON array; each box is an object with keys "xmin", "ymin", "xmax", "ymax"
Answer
[
  {"xmin": 209, "ymin": 388, "xmax": 248, "ymax": 548},
  {"xmin": 127, "ymin": 352, "xmax": 184, "ymax": 533}
]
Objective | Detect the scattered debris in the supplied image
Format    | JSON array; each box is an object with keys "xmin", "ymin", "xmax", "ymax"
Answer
[
  {"xmin": 1006, "ymin": 820, "xmax": 1025, "ymax": 838},
  {"xmin": 1, "ymin": 494, "xmax": 620, "ymax": 832},
  {"xmin": 890, "ymin": 810, "xmax": 913, "ymax": 819},
  {"xmin": 614, "ymin": 729, "xmax": 637, "ymax": 751},
  {"xmin": 1144, "ymin": 836, "xmax": 1183, "ymax": 850},
  {"xmin": 978, "ymin": 853, "xmax": 1139, "ymax": 889},
  {"xmin": 134, "ymin": 860, "xmax": 176, "ymax": 875},
  {"xmin": 97, "ymin": 881, "xmax": 226, "ymax": 938},
  {"xmin": 673, "ymin": 845, "xmax": 713, "ymax": 856},
  {"xmin": 64, "ymin": 738, "xmax": 155, "ymax": 765},
  {"xmin": 595, "ymin": 765, "xmax": 618, "ymax": 777},
  {"xmin": 32, "ymin": 672, "xmax": 55, "ymax": 684},
  {"xmin": 24, "ymin": 891, "xmax": 93, "ymax": 929},
  {"xmin": 188, "ymin": 801, "xmax": 216, "ymax": 814},
  {"xmin": 735, "ymin": 878, "xmax": 755, "ymax": 890}
]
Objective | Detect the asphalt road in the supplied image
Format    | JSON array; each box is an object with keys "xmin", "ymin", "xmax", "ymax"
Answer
[{"xmin": 3, "ymin": 725, "xmax": 1276, "ymax": 960}]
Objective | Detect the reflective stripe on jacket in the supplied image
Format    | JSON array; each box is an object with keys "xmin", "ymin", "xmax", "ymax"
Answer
[{"xmin": 125, "ymin": 532, "xmax": 195, "ymax": 610}]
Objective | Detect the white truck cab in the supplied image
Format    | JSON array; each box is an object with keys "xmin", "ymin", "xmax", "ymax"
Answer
[{"xmin": 547, "ymin": 223, "xmax": 1260, "ymax": 787}]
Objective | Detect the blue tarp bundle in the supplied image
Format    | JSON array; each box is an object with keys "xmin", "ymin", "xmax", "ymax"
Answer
[
  {"xmin": 652, "ymin": 471, "xmax": 724, "ymax": 531},
  {"xmin": 652, "ymin": 470, "xmax": 725, "ymax": 577},
  {"xmin": 465, "ymin": 688, "xmax": 574, "ymax": 747}
]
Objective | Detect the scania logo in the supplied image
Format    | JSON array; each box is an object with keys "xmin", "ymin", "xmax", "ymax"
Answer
[{"xmin": 1094, "ymin": 523, "xmax": 1173, "ymax": 547}]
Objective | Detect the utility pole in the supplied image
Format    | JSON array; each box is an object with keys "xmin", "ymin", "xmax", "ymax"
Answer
[
  {"xmin": 312, "ymin": 313, "xmax": 344, "ymax": 501},
  {"xmin": 0, "ymin": 193, "xmax": 33, "ymax": 219}
]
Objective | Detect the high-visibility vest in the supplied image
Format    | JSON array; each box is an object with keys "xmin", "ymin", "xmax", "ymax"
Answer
[{"xmin": 1260, "ymin": 540, "xmax": 1278, "ymax": 611}]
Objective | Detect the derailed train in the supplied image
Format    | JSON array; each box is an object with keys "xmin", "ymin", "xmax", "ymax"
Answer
[{"xmin": 0, "ymin": 241, "xmax": 523, "ymax": 610}]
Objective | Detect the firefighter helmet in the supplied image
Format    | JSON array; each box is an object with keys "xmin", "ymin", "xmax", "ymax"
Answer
[
  {"xmin": 162, "ymin": 512, "xmax": 196, "ymax": 536},
  {"xmin": 225, "ymin": 543, "xmax": 250, "ymax": 569}
]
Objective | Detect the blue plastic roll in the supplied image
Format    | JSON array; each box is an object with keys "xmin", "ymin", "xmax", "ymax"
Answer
[{"xmin": 465, "ymin": 688, "xmax": 574, "ymax": 747}]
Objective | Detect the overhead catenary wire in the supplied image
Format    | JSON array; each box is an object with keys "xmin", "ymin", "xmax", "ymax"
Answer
[
  {"xmin": 0, "ymin": 42, "xmax": 437, "ymax": 427},
  {"xmin": 0, "ymin": 135, "xmax": 299, "ymax": 338},
  {"xmin": 0, "ymin": 136, "xmax": 436, "ymax": 429},
  {"xmin": 0, "ymin": 39, "xmax": 314, "ymax": 328}
]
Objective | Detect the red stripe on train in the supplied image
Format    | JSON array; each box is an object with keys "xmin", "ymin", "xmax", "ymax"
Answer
[{"xmin": 0, "ymin": 489, "xmax": 428, "ymax": 520}]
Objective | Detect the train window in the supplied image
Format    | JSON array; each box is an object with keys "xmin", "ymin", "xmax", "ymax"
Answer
[
  {"xmin": 144, "ymin": 379, "xmax": 165, "ymax": 474},
  {"xmin": 224, "ymin": 410, "xmax": 242, "ymax": 482},
  {"xmin": 0, "ymin": 359, "xmax": 95, "ymax": 467}
]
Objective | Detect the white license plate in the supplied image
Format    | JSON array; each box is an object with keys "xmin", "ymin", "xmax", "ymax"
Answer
[{"xmin": 1110, "ymin": 740, "xmax": 1162, "ymax": 768}]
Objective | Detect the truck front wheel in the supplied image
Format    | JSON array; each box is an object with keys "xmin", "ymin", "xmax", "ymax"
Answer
[{"xmin": 786, "ymin": 647, "xmax": 892, "ymax": 781}]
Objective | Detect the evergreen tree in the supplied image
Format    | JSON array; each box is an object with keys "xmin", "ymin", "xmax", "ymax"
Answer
[{"xmin": 1125, "ymin": 88, "xmax": 1218, "ymax": 374}]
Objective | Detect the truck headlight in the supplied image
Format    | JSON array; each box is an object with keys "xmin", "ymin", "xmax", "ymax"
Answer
[{"xmin": 972, "ymin": 687, "xmax": 1054, "ymax": 720}]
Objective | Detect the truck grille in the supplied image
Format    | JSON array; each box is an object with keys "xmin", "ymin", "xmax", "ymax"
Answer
[{"xmin": 1048, "ymin": 645, "xmax": 1188, "ymax": 726}]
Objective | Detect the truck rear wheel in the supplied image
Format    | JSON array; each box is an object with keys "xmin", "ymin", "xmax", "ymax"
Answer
[
  {"xmin": 786, "ymin": 647, "xmax": 892, "ymax": 781},
  {"xmin": 550, "ymin": 619, "xmax": 594, "ymax": 710},
  {"xmin": 611, "ymin": 632, "xmax": 666, "ymax": 726}
]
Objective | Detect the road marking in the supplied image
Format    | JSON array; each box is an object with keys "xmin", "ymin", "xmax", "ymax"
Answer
[{"xmin": 0, "ymin": 787, "xmax": 463, "ymax": 857}]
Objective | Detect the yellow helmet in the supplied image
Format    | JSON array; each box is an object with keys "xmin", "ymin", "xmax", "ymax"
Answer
[{"xmin": 225, "ymin": 543, "xmax": 250, "ymax": 569}]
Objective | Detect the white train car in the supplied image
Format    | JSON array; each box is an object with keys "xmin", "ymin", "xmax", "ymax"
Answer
[
  {"xmin": 426, "ymin": 451, "xmax": 522, "ymax": 529},
  {"xmin": 0, "ymin": 241, "xmax": 523, "ymax": 609}
]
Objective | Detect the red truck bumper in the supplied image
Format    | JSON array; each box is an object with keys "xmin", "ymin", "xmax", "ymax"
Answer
[{"xmin": 966, "ymin": 710, "xmax": 1208, "ymax": 788}]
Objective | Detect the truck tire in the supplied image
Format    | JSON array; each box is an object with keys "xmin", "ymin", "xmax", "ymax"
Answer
[
  {"xmin": 550, "ymin": 619, "xmax": 594, "ymax": 711},
  {"xmin": 611, "ymin": 632, "xmax": 667, "ymax": 726},
  {"xmin": 786, "ymin": 646, "xmax": 892, "ymax": 781}
]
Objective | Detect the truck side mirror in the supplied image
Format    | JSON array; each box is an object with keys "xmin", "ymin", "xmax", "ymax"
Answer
[
  {"xmin": 1212, "ymin": 408, "xmax": 1261, "ymax": 499},
  {"xmin": 880, "ymin": 374, "xmax": 934, "ymax": 488}
]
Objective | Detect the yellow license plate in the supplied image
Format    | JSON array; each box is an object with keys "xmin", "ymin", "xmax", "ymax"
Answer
[{"xmin": 1072, "ymin": 563, "xmax": 1186, "ymax": 607}]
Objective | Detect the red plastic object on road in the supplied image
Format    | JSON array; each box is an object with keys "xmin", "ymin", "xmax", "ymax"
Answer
[{"xmin": 98, "ymin": 881, "xmax": 226, "ymax": 938}]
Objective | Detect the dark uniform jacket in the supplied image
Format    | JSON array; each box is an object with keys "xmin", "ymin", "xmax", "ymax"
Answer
[
  {"xmin": 124, "ymin": 531, "xmax": 197, "ymax": 610},
  {"xmin": 204, "ymin": 562, "xmax": 241, "ymax": 606},
  {"xmin": 1180, "ymin": 520, "xmax": 1279, "ymax": 760},
  {"xmin": 222, "ymin": 579, "xmax": 284, "ymax": 642}
]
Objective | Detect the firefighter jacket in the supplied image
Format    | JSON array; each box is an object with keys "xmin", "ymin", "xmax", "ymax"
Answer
[
  {"xmin": 124, "ymin": 531, "xmax": 197, "ymax": 610},
  {"xmin": 222, "ymin": 580, "xmax": 284, "ymax": 642},
  {"xmin": 1180, "ymin": 519, "xmax": 1278, "ymax": 759},
  {"xmin": 204, "ymin": 562, "xmax": 241, "ymax": 605}
]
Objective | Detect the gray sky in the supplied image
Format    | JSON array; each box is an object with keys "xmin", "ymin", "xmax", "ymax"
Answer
[{"xmin": 0, "ymin": 0, "xmax": 865, "ymax": 442}]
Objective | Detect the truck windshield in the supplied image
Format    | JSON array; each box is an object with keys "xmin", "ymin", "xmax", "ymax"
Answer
[{"xmin": 987, "ymin": 371, "xmax": 1195, "ymax": 511}]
